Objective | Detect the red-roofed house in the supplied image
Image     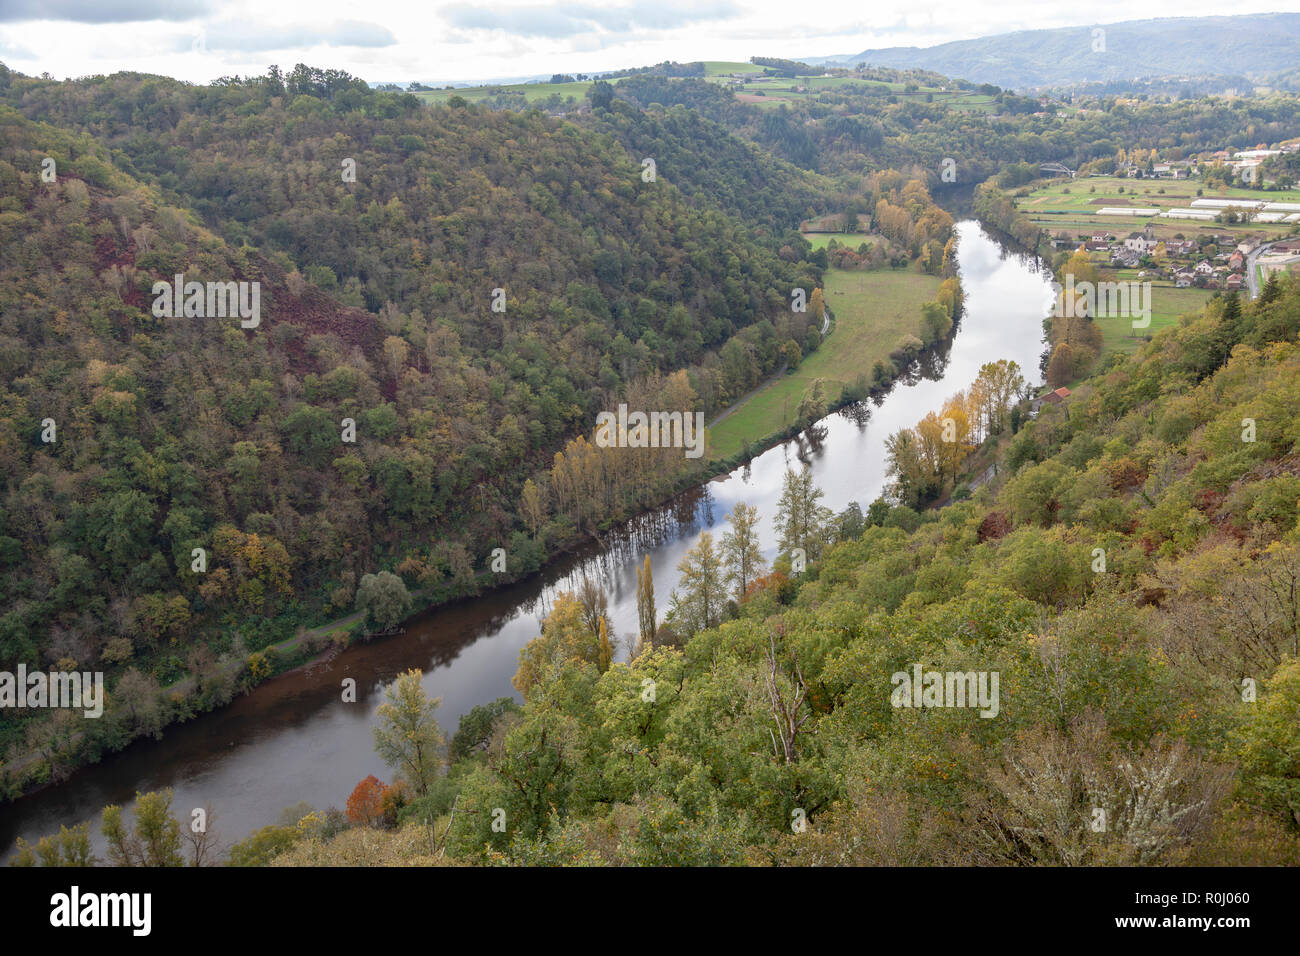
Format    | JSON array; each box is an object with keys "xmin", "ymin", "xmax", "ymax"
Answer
[{"xmin": 1029, "ymin": 387, "xmax": 1071, "ymax": 414}]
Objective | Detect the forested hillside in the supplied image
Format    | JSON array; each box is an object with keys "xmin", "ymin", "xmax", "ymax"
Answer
[
  {"xmin": 601, "ymin": 73, "xmax": 1300, "ymax": 187},
  {"xmin": 0, "ymin": 62, "xmax": 854, "ymax": 779},
  {"xmin": 246, "ymin": 274, "xmax": 1300, "ymax": 866},
  {"xmin": 818, "ymin": 14, "xmax": 1300, "ymax": 90},
  {"xmin": 0, "ymin": 57, "xmax": 976, "ymax": 792}
]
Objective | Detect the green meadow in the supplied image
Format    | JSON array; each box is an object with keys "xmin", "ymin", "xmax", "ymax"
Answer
[
  {"xmin": 708, "ymin": 269, "xmax": 940, "ymax": 461},
  {"xmin": 1089, "ymin": 281, "xmax": 1214, "ymax": 355}
]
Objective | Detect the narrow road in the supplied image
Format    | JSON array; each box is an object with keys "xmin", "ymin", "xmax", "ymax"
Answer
[{"xmin": 1246, "ymin": 239, "xmax": 1286, "ymax": 299}]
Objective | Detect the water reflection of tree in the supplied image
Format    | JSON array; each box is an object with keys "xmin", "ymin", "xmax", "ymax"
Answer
[
  {"xmin": 837, "ymin": 401, "xmax": 872, "ymax": 431},
  {"xmin": 521, "ymin": 482, "xmax": 717, "ymax": 623}
]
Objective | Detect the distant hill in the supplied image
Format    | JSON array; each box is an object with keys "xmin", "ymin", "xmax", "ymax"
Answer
[{"xmin": 813, "ymin": 14, "xmax": 1300, "ymax": 90}]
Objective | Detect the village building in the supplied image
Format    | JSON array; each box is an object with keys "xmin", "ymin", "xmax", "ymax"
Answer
[{"xmin": 1029, "ymin": 387, "xmax": 1071, "ymax": 415}]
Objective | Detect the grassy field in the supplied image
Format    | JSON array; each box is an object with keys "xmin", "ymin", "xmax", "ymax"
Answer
[
  {"xmin": 707, "ymin": 269, "xmax": 940, "ymax": 461},
  {"xmin": 1017, "ymin": 175, "xmax": 1300, "ymax": 241},
  {"xmin": 733, "ymin": 75, "xmax": 989, "ymax": 110},
  {"xmin": 702, "ymin": 61, "xmax": 759, "ymax": 76},
  {"xmin": 801, "ymin": 232, "xmax": 877, "ymax": 250},
  {"xmin": 413, "ymin": 80, "xmax": 591, "ymax": 106},
  {"xmin": 412, "ymin": 68, "xmax": 994, "ymax": 115},
  {"xmin": 1089, "ymin": 282, "xmax": 1213, "ymax": 355}
]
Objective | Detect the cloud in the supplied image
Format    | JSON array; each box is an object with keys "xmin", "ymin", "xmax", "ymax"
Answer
[
  {"xmin": 0, "ymin": 0, "xmax": 213, "ymax": 23},
  {"xmin": 441, "ymin": 1, "xmax": 741, "ymax": 39},
  {"xmin": 179, "ymin": 20, "xmax": 397, "ymax": 53},
  {"xmin": 0, "ymin": 32, "xmax": 36, "ymax": 58}
]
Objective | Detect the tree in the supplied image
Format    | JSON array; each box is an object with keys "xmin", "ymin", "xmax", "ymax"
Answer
[
  {"xmin": 597, "ymin": 616, "xmax": 613, "ymax": 673},
  {"xmin": 102, "ymin": 789, "xmax": 185, "ymax": 867},
  {"xmin": 112, "ymin": 668, "xmax": 164, "ymax": 739},
  {"xmin": 373, "ymin": 669, "xmax": 445, "ymax": 796},
  {"xmin": 774, "ymin": 467, "xmax": 832, "ymax": 561},
  {"xmin": 885, "ymin": 428, "xmax": 929, "ymax": 507},
  {"xmin": 11, "ymin": 824, "xmax": 95, "ymax": 867},
  {"xmin": 920, "ymin": 300, "xmax": 952, "ymax": 344},
  {"xmin": 764, "ymin": 632, "xmax": 810, "ymax": 764},
  {"xmin": 636, "ymin": 555, "xmax": 657, "ymax": 653},
  {"xmin": 513, "ymin": 593, "xmax": 600, "ymax": 696},
  {"xmin": 1058, "ymin": 248, "xmax": 1099, "ymax": 290},
  {"xmin": 346, "ymin": 775, "xmax": 388, "ymax": 827},
  {"xmin": 227, "ymin": 823, "xmax": 301, "ymax": 866},
  {"xmin": 383, "ymin": 334, "xmax": 409, "ymax": 382},
  {"xmin": 589, "ymin": 80, "xmax": 614, "ymax": 109},
  {"xmin": 667, "ymin": 531, "xmax": 724, "ymax": 636},
  {"xmin": 1260, "ymin": 272, "xmax": 1282, "ymax": 305},
  {"xmin": 1046, "ymin": 343, "xmax": 1078, "ymax": 389},
  {"xmin": 576, "ymin": 574, "xmax": 609, "ymax": 638},
  {"xmin": 837, "ymin": 501, "xmax": 866, "ymax": 540},
  {"xmin": 450, "ymin": 697, "xmax": 520, "ymax": 761},
  {"xmin": 185, "ymin": 804, "xmax": 221, "ymax": 866},
  {"xmin": 1234, "ymin": 658, "xmax": 1300, "ymax": 830},
  {"xmin": 972, "ymin": 359, "xmax": 1025, "ymax": 437},
  {"xmin": 721, "ymin": 502, "xmax": 767, "ymax": 600},
  {"xmin": 521, "ymin": 478, "xmax": 546, "ymax": 538},
  {"xmin": 809, "ymin": 287, "xmax": 826, "ymax": 322},
  {"xmin": 356, "ymin": 570, "xmax": 413, "ymax": 631}
]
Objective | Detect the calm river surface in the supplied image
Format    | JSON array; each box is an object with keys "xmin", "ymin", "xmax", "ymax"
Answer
[{"xmin": 0, "ymin": 221, "xmax": 1056, "ymax": 860}]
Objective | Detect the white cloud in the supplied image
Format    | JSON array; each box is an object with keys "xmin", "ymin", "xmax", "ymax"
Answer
[{"xmin": 0, "ymin": 0, "xmax": 1289, "ymax": 86}]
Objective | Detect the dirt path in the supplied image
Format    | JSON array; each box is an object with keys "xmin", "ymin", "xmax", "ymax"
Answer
[{"xmin": 707, "ymin": 310, "xmax": 833, "ymax": 430}]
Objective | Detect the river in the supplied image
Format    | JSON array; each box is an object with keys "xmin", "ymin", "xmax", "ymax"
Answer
[{"xmin": 0, "ymin": 220, "xmax": 1056, "ymax": 861}]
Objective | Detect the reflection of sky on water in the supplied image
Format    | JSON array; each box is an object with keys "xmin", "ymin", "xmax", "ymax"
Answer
[{"xmin": 2, "ymin": 222, "xmax": 1055, "ymax": 862}]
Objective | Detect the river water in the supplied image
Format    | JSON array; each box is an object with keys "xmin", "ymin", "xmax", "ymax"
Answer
[{"xmin": 0, "ymin": 221, "xmax": 1056, "ymax": 861}]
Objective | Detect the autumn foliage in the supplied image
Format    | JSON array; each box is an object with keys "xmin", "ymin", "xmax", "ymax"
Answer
[{"xmin": 345, "ymin": 775, "xmax": 388, "ymax": 827}]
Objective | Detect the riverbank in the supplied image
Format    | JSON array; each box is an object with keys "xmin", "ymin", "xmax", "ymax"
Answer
[
  {"xmin": 2, "ymin": 263, "xmax": 961, "ymax": 804},
  {"xmin": 1, "ymin": 220, "xmax": 1049, "ymax": 860},
  {"xmin": 708, "ymin": 268, "xmax": 944, "ymax": 461}
]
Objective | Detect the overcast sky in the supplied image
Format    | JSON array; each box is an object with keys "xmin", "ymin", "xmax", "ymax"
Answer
[{"xmin": 0, "ymin": 0, "xmax": 1289, "ymax": 86}]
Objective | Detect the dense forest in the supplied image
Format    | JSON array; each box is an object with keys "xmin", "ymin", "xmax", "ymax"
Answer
[
  {"xmin": 0, "ymin": 62, "xmax": 965, "ymax": 791},
  {"xmin": 603, "ymin": 72, "xmax": 1300, "ymax": 187},
  {"xmin": 5, "ymin": 48, "xmax": 1300, "ymax": 869},
  {"xmin": 281, "ymin": 268, "xmax": 1300, "ymax": 865},
  {"xmin": 22, "ymin": 273, "xmax": 1299, "ymax": 866}
]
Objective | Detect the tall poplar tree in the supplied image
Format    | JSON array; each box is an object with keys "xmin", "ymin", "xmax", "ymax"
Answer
[
  {"xmin": 774, "ymin": 467, "xmax": 833, "ymax": 561},
  {"xmin": 636, "ymin": 555, "xmax": 657, "ymax": 653},
  {"xmin": 721, "ymin": 502, "xmax": 767, "ymax": 600},
  {"xmin": 667, "ymin": 532, "xmax": 724, "ymax": 636}
]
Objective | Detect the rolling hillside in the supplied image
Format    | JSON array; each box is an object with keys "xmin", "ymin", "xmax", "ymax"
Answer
[{"xmin": 815, "ymin": 14, "xmax": 1300, "ymax": 90}]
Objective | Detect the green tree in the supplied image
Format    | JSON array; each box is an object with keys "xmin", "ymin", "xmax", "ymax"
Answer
[
  {"xmin": 636, "ymin": 555, "xmax": 657, "ymax": 653},
  {"xmin": 667, "ymin": 531, "xmax": 725, "ymax": 636},
  {"xmin": 227, "ymin": 824, "xmax": 300, "ymax": 867},
  {"xmin": 589, "ymin": 80, "xmax": 614, "ymax": 109},
  {"xmin": 774, "ymin": 466, "xmax": 832, "ymax": 561},
  {"xmin": 356, "ymin": 570, "xmax": 413, "ymax": 630},
  {"xmin": 720, "ymin": 502, "xmax": 767, "ymax": 600},
  {"xmin": 101, "ymin": 789, "xmax": 185, "ymax": 867},
  {"xmin": 373, "ymin": 668, "xmax": 445, "ymax": 797},
  {"xmin": 450, "ymin": 696, "xmax": 520, "ymax": 762},
  {"xmin": 1235, "ymin": 658, "xmax": 1300, "ymax": 831},
  {"xmin": 597, "ymin": 616, "xmax": 614, "ymax": 673},
  {"xmin": 10, "ymin": 824, "xmax": 95, "ymax": 867}
]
